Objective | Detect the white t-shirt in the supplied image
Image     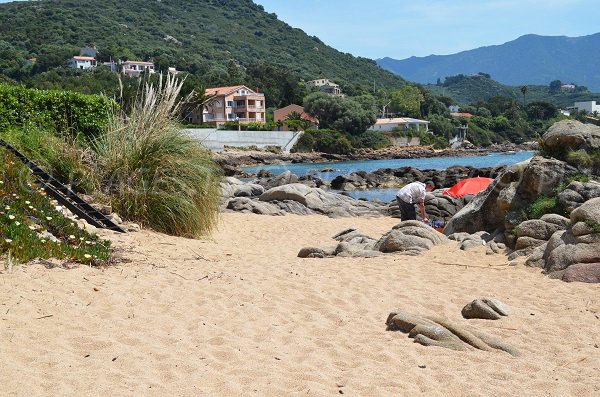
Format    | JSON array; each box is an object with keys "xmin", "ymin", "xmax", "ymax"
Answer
[{"xmin": 396, "ymin": 182, "xmax": 426, "ymax": 204}]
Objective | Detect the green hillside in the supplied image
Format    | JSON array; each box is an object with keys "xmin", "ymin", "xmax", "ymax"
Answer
[
  {"xmin": 425, "ymin": 74, "xmax": 600, "ymax": 106},
  {"xmin": 0, "ymin": 0, "xmax": 403, "ymax": 94}
]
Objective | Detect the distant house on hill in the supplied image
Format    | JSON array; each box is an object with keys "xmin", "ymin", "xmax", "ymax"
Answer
[
  {"xmin": 305, "ymin": 79, "xmax": 343, "ymax": 96},
  {"xmin": 450, "ymin": 112, "xmax": 474, "ymax": 118},
  {"xmin": 195, "ymin": 85, "xmax": 266, "ymax": 126},
  {"xmin": 448, "ymin": 105, "xmax": 460, "ymax": 113},
  {"xmin": 367, "ymin": 117, "xmax": 429, "ymax": 133},
  {"xmin": 67, "ymin": 56, "xmax": 97, "ymax": 70},
  {"xmin": 274, "ymin": 104, "xmax": 318, "ymax": 131},
  {"xmin": 121, "ymin": 61, "xmax": 155, "ymax": 78},
  {"xmin": 561, "ymin": 84, "xmax": 576, "ymax": 91}
]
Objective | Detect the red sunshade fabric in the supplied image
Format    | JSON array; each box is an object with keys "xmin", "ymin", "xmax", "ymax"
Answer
[{"xmin": 443, "ymin": 177, "xmax": 494, "ymax": 198}]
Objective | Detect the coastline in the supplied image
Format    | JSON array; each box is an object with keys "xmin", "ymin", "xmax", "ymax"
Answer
[{"xmin": 215, "ymin": 142, "xmax": 539, "ymax": 171}]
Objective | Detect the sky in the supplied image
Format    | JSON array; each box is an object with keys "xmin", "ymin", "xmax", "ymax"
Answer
[
  {"xmin": 253, "ymin": 0, "xmax": 600, "ymax": 59},
  {"xmin": 1, "ymin": 0, "xmax": 599, "ymax": 60}
]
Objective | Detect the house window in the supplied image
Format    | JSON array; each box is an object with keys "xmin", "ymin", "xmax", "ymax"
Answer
[
  {"xmin": 226, "ymin": 101, "xmax": 233, "ymax": 107},
  {"xmin": 227, "ymin": 113, "xmax": 236, "ymax": 120}
]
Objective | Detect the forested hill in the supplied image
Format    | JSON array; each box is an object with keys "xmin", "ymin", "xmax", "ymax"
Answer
[
  {"xmin": 425, "ymin": 74, "xmax": 600, "ymax": 107},
  {"xmin": 377, "ymin": 33, "xmax": 600, "ymax": 92},
  {"xmin": 0, "ymin": 0, "xmax": 404, "ymax": 91}
]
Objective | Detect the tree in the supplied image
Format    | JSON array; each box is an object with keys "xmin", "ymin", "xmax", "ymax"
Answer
[
  {"xmin": 388, "ymin": 85, "xmax": 424, "ymax": 118},
  {"xmin": 303, "ymin": 92, "xmax": 376, "ymax": 135},
  {"xmin": 549, "ymin": 80, "xmax": 562, "ymax": 94},
  {"xmin": 526, "ymin": 101, "xmax": 558, "ymax": 120},
  {"xmin": 284, "ymin": 111, "xmax": 312, "ymax": 131},
  {"xmin": 520, "ymin": 85, "xmax": 528, "ymax": 106},
  {"xmin": 187, "ymin": 84, "xmax": 216, "ymax": 123}
]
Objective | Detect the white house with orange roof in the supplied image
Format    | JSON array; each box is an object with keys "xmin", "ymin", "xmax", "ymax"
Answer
[
  {"xmin": 68, "ymin": 56, "xmax": 97, "ymax": 70},
  {"xmin": 367, "ymin": 117, "xmax": 429, "ymax": 133},
  {"xmin": 200, "ymin": 85, "xmax": 266, "ymax": 125}
]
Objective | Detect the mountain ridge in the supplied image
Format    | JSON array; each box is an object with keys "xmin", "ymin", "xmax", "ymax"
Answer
[{"xmin": 377, "ymin": 33, "xmax": 600, "ymax": 91}]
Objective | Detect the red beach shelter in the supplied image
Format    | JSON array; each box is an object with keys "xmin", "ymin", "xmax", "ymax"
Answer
[{"xmin": 443, "ymin": 177, "xmax": 494, "ymax": 198}]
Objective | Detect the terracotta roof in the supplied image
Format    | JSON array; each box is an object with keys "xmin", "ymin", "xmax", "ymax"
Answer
[
  {"xmin": 373, "ymin": 117, "xmax": 429, "ymax": 125},
  {"xmin": 204, "ymin": 85, "xmax": 257, "ymax": 96},
  {"xmin": 122, "ymin": 61, "xmax": 154, "ymax": 65},
  {"xmin": 73, "ymin": 56, "xmax": 96, "ymax": 61},
  {"xmin": 450, "ymin": 112, "xmax": 474, "ymax": 118}
]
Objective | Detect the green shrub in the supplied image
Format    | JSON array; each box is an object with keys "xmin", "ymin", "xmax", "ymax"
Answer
[
  {"xmin": 351, "ymin": 131, "xmax": 391, "ymax": 150},
  {"xmin": 566, "ymin": 149, "xmax": 600, "ymax": 169},
  {"xmin": 0, "ymin": 125, "xmax": 94, "ymax": 192},
  {"xmin": 525, "ymin": 196, "xmax": 565, "ymax": 219},
  {"xmin": 292, "ymin": 129, "xmax": 352, "ymax": 154},
  {"xmin": 584, "ymin": 219, "xmax": 600, "ymax": 233},
  {"xmin": 0, "ymin": 149, "xmax": 111, "ymax": 265},
  {"xmin": 0, "ymin": 83, "xmax": 114, "ymax": 138},
  {"xmin": 93, "ymin": 75, "xmax": 222, "ymax": 238}
]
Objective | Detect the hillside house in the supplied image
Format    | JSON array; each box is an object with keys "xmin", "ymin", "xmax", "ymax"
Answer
[
  {"xmin": 367, "ymin": 117, "xmax": 430, "ymax": 133},
  {"xmin": 121, "ymin": 61, "xmax": 155, "ymax": 78},
  {"xmin": 196, "ymin": 85, "xmax": 266, "ymax": 126},
  {"xmin": 274, "ymin": 104, "xmax": 318, "ymax": 131},
  {"xmin": 305, "ymin": 79, "xmax": 343, "ymax": 96},
  {"xmin": 573, "ymin": 101, "xmax": 600, "ymax": 114},
  {"xmin": 68, "ymin": 56, "xmax": 97, "ymax": 70},
  {"xmin": 450, "ymin": 112, "xmax": 474, "ymax": 118}
]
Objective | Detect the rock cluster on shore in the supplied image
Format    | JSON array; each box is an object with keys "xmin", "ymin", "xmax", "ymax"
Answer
[{"xmin": 444, "ymin": 120, "xmax": 600, "ymax": 283}]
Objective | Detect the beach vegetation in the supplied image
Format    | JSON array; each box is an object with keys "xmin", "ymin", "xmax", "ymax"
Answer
[
  {"xmin": 292, "ymin": 129, "xmax": 353, "ymax": 154},
  {"xmin": 0, "ymin": 149, "xmax": 111, "ymax": 265},
  {"xmin": 92, "ymin": 74, "xmax": 222, "ymax": 238}
]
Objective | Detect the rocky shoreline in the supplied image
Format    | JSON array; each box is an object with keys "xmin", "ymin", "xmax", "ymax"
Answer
[{"xmin": 215, "ymin": 142, "xmax": 538, "ymax": 176}]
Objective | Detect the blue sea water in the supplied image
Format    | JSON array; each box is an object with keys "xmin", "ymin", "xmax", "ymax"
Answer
[{"xmin": 242, "ymin": 151, "xmax": 535, "ymax": 202}]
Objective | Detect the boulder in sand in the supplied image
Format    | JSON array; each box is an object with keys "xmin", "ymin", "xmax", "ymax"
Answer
[{"xmin": 461, "ymin": 298, "xmax": 512, "ymax": 320}]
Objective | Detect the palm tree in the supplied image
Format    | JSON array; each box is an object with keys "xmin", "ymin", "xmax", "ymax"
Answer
[
  {"xmin": 187, "ymin": 85, "xmax": 216, "ymax": 123},
  {"xmin": 520, "ymin": 85, "xmax": 528, "ymax": 107}
]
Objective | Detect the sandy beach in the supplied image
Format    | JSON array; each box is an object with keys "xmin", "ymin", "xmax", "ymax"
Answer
[{"xmin": 0, "ymin": 213, "xmax": 598, "ymax": 396}]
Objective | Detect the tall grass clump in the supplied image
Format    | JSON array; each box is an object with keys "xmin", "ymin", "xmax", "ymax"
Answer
[{"xmin": 93, "ymin": 74, "xmax": 221, "ymax": 237}]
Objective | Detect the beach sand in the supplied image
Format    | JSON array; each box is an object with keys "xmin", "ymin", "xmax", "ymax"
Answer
[{"xmin": 0, "ymin": 213, "xmax": 598, "ymax": 396}]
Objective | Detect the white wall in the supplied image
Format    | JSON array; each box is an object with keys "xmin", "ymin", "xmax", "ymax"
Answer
[
  {"xmin": 185, "ymin": 129, "xmax": 302, "ymax": 152},
  {"xmin": 574, "ymin": 101, "xmax": 600, "ymax": 113}
]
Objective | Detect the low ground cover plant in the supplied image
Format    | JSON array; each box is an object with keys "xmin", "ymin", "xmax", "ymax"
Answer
[{"xmin": 0, "ymin": 149, "xmax": 111, "ymax": 265}]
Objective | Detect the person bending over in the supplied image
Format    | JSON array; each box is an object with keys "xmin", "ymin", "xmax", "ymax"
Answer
[{"xmin": 395, "ymin": 181, "xmax": 435, "ymax": 223}]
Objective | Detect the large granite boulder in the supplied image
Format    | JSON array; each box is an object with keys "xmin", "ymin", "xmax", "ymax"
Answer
[
  {"xmin": 374, "ymin": 221, "xmax": 448, "ymax": 255},
  {"xmin": 515, "ymin": 156, "xmax": 578, "ymax": 201},
  {"xmin": 259, "ymin": 183, "xmax": 385, "ymax": 217},
  {"xmin": 535, "ymin": 198, "xmax": 600, "ymax": 281},
  {"xmin": 541, "ymin": 119, "xmax": 600, "ymax": 155},
  {"xmin": 444, "ymin": 170, "xmax": 518, "ymax": 235},
  {"xmin": 259, "ymin": 171, "xmax": 299, "ymax": 189},
  {"xmin": 226, "ymin": 197, "xmax": 285, "ymax": 215},
  {"xmin": 461, "ymin": 298, "xmax": 512, "ymax": 320},
  {"xmin": 557, "ymin": 180, "xmax": 600, "ymax": 212}
]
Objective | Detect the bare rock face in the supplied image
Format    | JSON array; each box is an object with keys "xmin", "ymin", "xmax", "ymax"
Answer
[
  {"xmin": 558, "ymin": 181, "xmax": 600, "ymax": 213},
  {"xmin": 375, "ymin": 221, "xmax": 448, "ymax": 254},
  {"xmin": 562, "ymin": 263, "xmax": 600, "ymax": 283},
  {"xmin": 541, "ymin": 119, "xmax": 600, "ymax": 154},
  {"xmin": 461, "ymin": 298, "xmax": 512, "ymax": 320},
  {"xmin": 386, "ymin": 311, "xmax": 519, "ymax": 356},
  {"xmin": 516, "ymin": 156, "xmax": 578, "ymax": 201},
  {"xmin": 444, "ymin": 170, "xmax": 517, "ymax": 235}
]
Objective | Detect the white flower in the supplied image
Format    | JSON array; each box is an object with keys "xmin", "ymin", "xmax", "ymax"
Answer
[
  {"xmin": 55, "ymin": 206, "xmax": 62, "ymax": 211},
  {"xmin": 40, "ymin": 239, "xmax": 46, "ymax": 243},
  {"xmin": 5, "ymin": 239, "xmax": 12, "ymax": 243},
  {"xmin": 28, "ymin": 205, "xmax": 34, "ymax": 209},
  {"xmin": 69, "ymin": 235, "xmax": 76, "ymax": 239},
  {"xmin": 14, "ymin": 221, "xmax": 20, "ymax": 226},
  {"xmin": 85, "ymin": 240, "xmax": 91, "ymax": 244},
  {"xmin": 28, "ymin": 225, "xmax": 36, "ymax": 230},
  {"xmin": 79, "ymin": 237, "xmax": 84, "ymax": 241},
  {"xmin": 4, "ymin": 206, "xmax": 9, "ymax": 210},
  {"xmin": 8, "ymin": 215, "xmax": 15, "ymax": 220},
  {"xmin": 84, "ymin": 254, "xmax": 92, "ymax": 259},
  {"xmin": 25, "ymin": 201, "xmax": 30, "ymax": 205},
  {"xmin": 46, "ymin": 217, "xmax": 52, "ymax": 221},
  {"xmin": 0, "ymin": 181, "xmax": 3, "ymax": 184}
]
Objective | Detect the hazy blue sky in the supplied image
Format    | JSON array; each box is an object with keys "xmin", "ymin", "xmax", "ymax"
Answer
[
  {"xmin": 254, "ymin": 0, "xmax": 600, "ymax": 59},
  {"xmin": 1, "ymin": 0, "xmax": 598, "ymax": 60}
]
